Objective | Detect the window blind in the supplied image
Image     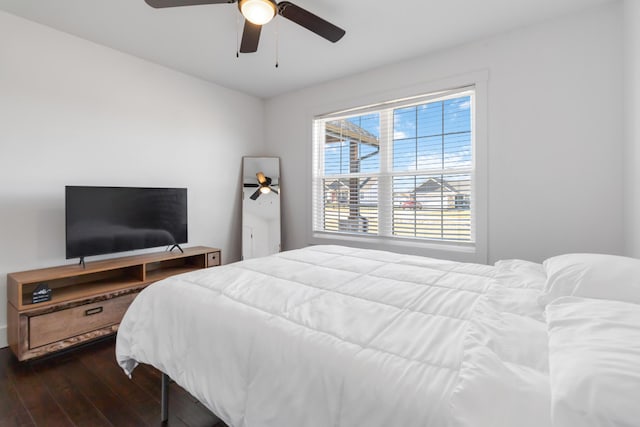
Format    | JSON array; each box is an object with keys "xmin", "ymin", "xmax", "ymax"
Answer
[{"xmin": 312, "ymin": 87, "xmax": 475, "ymax": 244}]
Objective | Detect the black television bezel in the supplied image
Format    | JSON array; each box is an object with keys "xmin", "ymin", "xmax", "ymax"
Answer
[{"xmin": 64, "ymin": 185, "xmax": 188, "ymax": 260}]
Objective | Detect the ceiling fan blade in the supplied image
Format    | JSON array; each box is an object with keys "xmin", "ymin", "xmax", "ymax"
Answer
[
  {"xmin": 240, "ymin": 20, "xmax": 262, "ymax": 53},
  {"xmin": 277, "ymin": 1, "xmax": 345, "ymax": 43},
  {"xmin": 144, "ymin": 0, "xmax": 234, "ymax": 8},
  {"xmin": 243, "ymin": 183, "xmax": 259, "ymax": 187},
  {"xmin": 250, "ymin": 188, "xmax": 262, "ymax": 200},
  {"xmin": 271, "ymin": 188, "xmax": 279, "ymax": 195},
  {"xmin": 256, "ymin": 171, "xmax": 267, "ymax": 185}
]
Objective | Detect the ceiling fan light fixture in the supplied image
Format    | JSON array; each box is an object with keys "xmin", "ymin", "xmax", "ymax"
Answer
[
  {"xmin": 259, "ymin": 186, "xmax": 271, "ymax": 194},
  {"xmin": 239, "ymin": 0, "xmax": 277, "ymax": 25}
]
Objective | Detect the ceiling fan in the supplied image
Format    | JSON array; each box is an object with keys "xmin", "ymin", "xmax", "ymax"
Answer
[
  {"xmin": 244, "ymin": 171, "xmax": 279, "ymax": 200},
  {"xmin": 144, "ymin": 0, "xmax": 346, "ymax": 54}
]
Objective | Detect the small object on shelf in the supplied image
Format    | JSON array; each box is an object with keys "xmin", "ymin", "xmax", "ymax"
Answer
[{"xmin": 32, "ymin": 283, "xmax": 52, "ymax": 304}]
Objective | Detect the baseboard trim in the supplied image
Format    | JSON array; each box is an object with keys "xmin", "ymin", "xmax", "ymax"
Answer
[{"xmin": 0, "ymin": 325, "xmax": 7, "ymax": 349}]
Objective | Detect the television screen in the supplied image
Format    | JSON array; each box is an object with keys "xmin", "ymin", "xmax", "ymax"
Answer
[{"xmin": 65, "ymin": 186, "xmax": 188, "ymax": 260}]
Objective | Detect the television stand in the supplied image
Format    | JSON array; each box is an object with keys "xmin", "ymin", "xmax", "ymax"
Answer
[
  {"xmin": 6, "ymin": 246, "xmax": 221, "ymax": 361},
  {"xmin": 169, "ymin": 244, "xmax": 184, "ymax": 253}
]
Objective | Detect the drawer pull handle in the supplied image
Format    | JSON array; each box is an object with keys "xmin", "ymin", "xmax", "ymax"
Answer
[{"xmin": 85, "ymin": 307, "xmax": 103, "ymax": 316}]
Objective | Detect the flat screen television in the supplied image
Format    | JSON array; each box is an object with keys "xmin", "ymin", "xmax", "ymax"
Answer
[{"xmin": 65, "ymin": 186, "xmax": 188, "ymax": 260}]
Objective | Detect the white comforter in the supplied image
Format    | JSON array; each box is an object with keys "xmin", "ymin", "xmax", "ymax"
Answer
[{"xmin": 116, "ymin": 245, "xmax": 550, "ymax": 427}]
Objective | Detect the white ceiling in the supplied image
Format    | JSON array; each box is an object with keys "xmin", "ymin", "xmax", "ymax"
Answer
[{"xmin": 0, "ymin": 0, "xmax": 615, "ymax": 98}]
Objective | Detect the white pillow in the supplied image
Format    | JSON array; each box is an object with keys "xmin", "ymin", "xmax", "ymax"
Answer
[
  {"xmin": 538, "ymin": 253, "xmax": 640, "ymax": 306},
  {"xmin": 546, "ymin": 297, "xmax": 640, "ymax": 427}
]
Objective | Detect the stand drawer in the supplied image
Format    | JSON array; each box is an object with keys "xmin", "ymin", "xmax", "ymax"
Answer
[
  {"xmin": 29, "ymin": 293, "xmax": 136, "ymax": 349},
  {"xmin": 207, "ymin": 251, "xmax": 221, "ymax": 267}
]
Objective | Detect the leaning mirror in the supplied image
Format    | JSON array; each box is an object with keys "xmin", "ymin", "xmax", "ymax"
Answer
[{"xmin": 242, "ymin": 157, "xmax": 281, "ymax": 260}]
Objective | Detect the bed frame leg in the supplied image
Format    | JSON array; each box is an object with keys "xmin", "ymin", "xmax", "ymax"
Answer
[{"xmin": 161, "ymin": 373, "xmax": 169, "ymax": 423}]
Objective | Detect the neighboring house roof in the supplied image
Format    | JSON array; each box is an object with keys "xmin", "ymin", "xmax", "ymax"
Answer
[
  {"xmin": 325, "ymin": 178, "xmax": 376, "ymax": 193},
  {"xmin": 326, "ymin": 177, "xmax": 470, "ymax": 203},
  {"xmin": 326, "ymin": 180, "xmax": 350, "ymax": 191},
  {"xmin": 413, "ymin": 177, "xmax": 460, "ymax": 194}
]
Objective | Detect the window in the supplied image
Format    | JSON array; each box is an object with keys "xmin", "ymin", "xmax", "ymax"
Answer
[{"xmin": 312, "ymin": 87, "xmax": 476, "ymax": 247}]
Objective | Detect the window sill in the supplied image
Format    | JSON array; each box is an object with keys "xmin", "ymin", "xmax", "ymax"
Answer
[{"xmin": 310, "ymin": 231, "xmax": 487, "ymax": 264}]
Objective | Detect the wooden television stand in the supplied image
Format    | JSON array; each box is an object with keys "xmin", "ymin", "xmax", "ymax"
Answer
[{"xmin": 7, "ymin": 246, "xmax": 221, "ymax": 361}]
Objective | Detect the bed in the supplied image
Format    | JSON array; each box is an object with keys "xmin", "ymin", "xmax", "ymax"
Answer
[{"xmin": 115, "ymin": 245, "xmax": 640, "ymax": 427}]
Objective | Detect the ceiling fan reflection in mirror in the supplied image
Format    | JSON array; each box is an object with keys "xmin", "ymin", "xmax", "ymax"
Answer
[
  {"xmin": 244, "ymin": 171, "xmax": 279, "ymax": 200},
  {"xmin": 144, "ymin": 0, "xmax": 346, "ymax": 54}
]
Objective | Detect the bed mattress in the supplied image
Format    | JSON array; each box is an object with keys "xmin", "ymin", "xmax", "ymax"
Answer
[{"xmin": 116, "ymin": 245, "xmax": 550, "ymax": 427}]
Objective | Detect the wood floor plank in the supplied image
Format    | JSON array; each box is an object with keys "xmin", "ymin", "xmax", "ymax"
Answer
[
  {"xmin": 78, "ymin": 338, "xmax": 224, "ymax": 426},
  {"xmin": 120, "ymin": 349, "xmax": 225, "ymax": 426},
  {"xmin": 0, "ymin": 351, "xmax": 34, "ymax": 427},
  {"xmin": 76, "ymin": 340, "xmax": 163, "ymax": 426},
  {"xmin": 80, "ymin": 340, "xmax": 196, "ymax": 427},
  {"xmin": 50, "ymin": 350, "xmax": 150, "ymax": 427},
  {"xmin": 133, "ymin": 366, "xmax": 224, "ymax": 427},
  {"xmin": 0, "ymin": 380, "xmax": 35, "ymax": 427},
  {"xmin": 169, "ymin": 380, "xmax": 226, "ymax": 426},
  {"xmin": 7, "ymin": 354, "xmax": 74, "ymax": 427},
  {"xmin": 31, "ymin": 356, "xmax": 112, "ymax": 427},
  {"xmin": 126, "ymin": 359, "xmax": 161, "ymax": 401},
  {"xmin": 1, "ymin": 339, "xmax": 226, "ymax": 427}
]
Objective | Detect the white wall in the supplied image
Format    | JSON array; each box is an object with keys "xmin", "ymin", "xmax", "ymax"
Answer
[
  {"xmin": 0, "ymin": 11, "xmax": 264, "ymax": 347},
  {"xmin": 624, "ymin": 0, "xmax": 640, "ymax": 258},
  {"xmin": 265, "ymin": 3, "xmax": 624, "ymax": 264}
]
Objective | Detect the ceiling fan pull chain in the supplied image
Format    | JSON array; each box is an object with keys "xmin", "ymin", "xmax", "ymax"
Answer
[
  {"xmin": 275, "ymin": 17, "xmax": 279, "ymax": 68},
  {"xmin": 236, "ymin": 9, "xmax": 240, "ymax": 58}
]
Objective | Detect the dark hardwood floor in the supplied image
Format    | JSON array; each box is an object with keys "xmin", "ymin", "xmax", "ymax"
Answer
[{"xmin": 0, "ymin": 337, "xmax": 226, "ymax": 427}]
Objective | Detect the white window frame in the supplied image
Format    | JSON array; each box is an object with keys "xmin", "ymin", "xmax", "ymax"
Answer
[{"xmin": 306, "ymin": 71, "xmax": 488, "ymax": 264}]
